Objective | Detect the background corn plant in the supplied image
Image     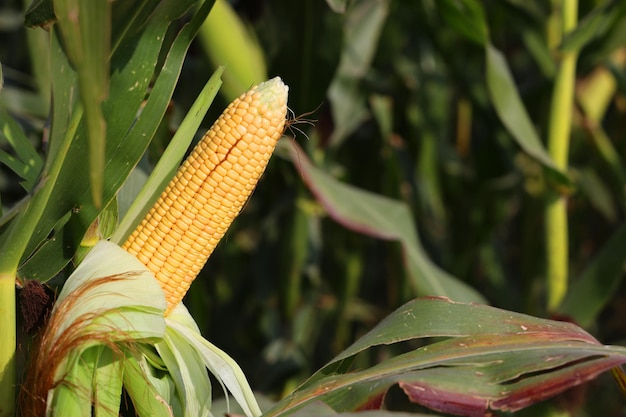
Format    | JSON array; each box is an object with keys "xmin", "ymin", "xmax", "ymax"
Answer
[{"xmin": 3, "ymin": 0, "xmax": 626, "ymax": 416}]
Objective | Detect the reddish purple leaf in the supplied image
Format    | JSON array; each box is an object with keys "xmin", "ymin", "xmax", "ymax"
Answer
[
  {"xmin": 287, "ymin": 141, "xmax": 485, "ymax": 303},
  {"xmin": 399, "ymin": 381, "xmax": 491, "ymax": 417},
  {"xmin": 264, "ymin": 298, "xmax": 626, "ymax": 417}
]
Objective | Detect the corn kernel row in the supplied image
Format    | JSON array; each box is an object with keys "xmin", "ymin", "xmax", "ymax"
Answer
[{"xmin": 123, "ymin": 77, "xmax": 288, "ymax": 314}]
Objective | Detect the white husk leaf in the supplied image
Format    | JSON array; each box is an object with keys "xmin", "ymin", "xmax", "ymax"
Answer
[
  {"xmin": 44, "ymin": 241, "xmax": 261, "ymax": 417},
  {"xmin": 46, "ymin": 241, "xmax": 167, "ymax": 416},
  {"xmin": 163, "ymin": 304, "xmax": 263, "ymax": 417}
]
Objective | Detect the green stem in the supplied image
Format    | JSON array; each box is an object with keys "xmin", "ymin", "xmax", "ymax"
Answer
[
  {"xmin": 0, "ymin": 274, "xmax": 15, "ymax": 417},
  {"xmin": 546, "ymin": 0, "xmax": 578, "ymax": 311},
  {"xmin": 334, "ymin": 250, "xmax": 362, "ymax": 354}
]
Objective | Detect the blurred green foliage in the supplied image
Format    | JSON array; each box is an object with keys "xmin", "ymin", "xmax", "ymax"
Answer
[{"xmin": 2, "ymin": 0, "xmax": 626, "ymax": 415}]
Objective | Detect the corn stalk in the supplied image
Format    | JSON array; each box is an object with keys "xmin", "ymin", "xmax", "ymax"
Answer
[{"xmin": 546, "ymin": 0, "xmax": 579, "ymax": 311}]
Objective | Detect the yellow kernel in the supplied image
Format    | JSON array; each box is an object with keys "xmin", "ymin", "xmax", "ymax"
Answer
[{"xmin": 122, "ymin": 77, "xmax": 288, "ymax": 315}]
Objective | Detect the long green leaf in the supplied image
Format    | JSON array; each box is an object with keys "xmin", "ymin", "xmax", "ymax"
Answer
[
  {"xmin": 92, "ymin": 347, "xmax": 123, "ymax": 417},
  {"xmin": 43, "ymin": 25, "xmax": 78, "ymax": 172},
  {"xmin": 18, "ymin": 0, "xmax": 216, "ymax": 282},
  {"xmin": 560, "ymin": 1, "xmax": 626, "ymax": 53},
  {"xmin": 327, "ymin": 0, "xmax": 389, "ymax": 146},
  {"xmin": 486, "ymin": 45, "xmax": 553, "ymax": 169},
  {"xmin": 111, "ymin": 66, "xmax": 224, "ymax": 244},
  {"xmin": 54, "ymin": 0, "xmax": 111, "ymax": 207},
  {"xmin": 0, "ymin": 30, "xmax": 83, "ymax": 277},
  {"xmin": 0, "ymin": 107, "xmax": 44, "ymax": 191},
  {"xmin": 285, "ymin": 141, "xmax": 485, "ymax": 304},
  {"xmin": 486, "ymin": 44, "xmax": 572, "ymax": 188},
  {"xmin": 16, "ymin": 13, "xmax": 165, "ymax": 279},
  {"xmin": 558, "ymin": 222, "xmax": 626, "ymax": 327},
  {"xmin": 156, "ymin": 326, "xmax": 213, "ymax": 417},
  {"xmin": 265, "ymin": 298, "xmax": 626, "ymax": 417}
]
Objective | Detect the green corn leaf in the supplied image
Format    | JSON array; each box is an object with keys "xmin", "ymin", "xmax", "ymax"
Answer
[
  {"xmin": 485, "ymin": 45, "xmax": 551, "ymax": 168},
  {"xmin": 485, "ymin": 44, "xmax": 571, "ymax": 187},
  {"xmin": 327, "ymin": 0, "xmax": 390, "ymax": 147},
  {"xmin": 50, "ymin": 345, "xmax": 124, "ymax": 417},
  {"xmin": 111, "ymin": 66, "xmax": 224, "ymax": 244},
  {"xmin": 156, "ymin": 325, "xmax": 213, "ymax": 417},
  {"xmin": 123, "ymin": 352, "xmax": 177, "ymax": 417},
  {"xmin": 560, "ymin": 1, "xmax": 626, "ymax": 54},
  {"xmin": 54, "ymin": 0, "xmax": 112, "ymax": 208},
  {"xmin": 264, "ymin": 297, "xmax": 626, "ymax": 417},
  {"xmin": 284, "ymin": 141, "xmax": 485, "ymax": 304},
  {"xmin": 0, "ymin": 107, "xmax": 44, "ymax": 191},
  {"xmin": 558, "ymin": 222, "xmax": 626, "ymax": 327},
  {"xmin": 91, "ymin": 346, "xmax": 124, "ymax": 417},
  {"xmin": 17, "ymin": 0, "xmax": 215, "ymax": 283},
  {"xmin": 124, "ymin": 352, "xmax": 176, "ymax": 417},
  {"xmin": 50, "ymin": 350, "xmax": 94, "ymax": 417}
]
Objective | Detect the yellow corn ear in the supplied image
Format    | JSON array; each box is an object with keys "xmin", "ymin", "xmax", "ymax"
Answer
[{"xmin": 123, "ymin": 77, "xmax": 288, "ymax": 314}]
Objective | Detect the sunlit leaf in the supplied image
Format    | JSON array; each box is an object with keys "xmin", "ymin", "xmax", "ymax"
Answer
[
  {"xmin": 111, "ymin": 67, "xmax": 223, "ymax": 244},
  {"xmin": 25, "ymin": 241, "xmax": 166, "ymax": 416},
  {"xmin": 50, "ymin": 350, "xmax": 93, "ymax": 417},
  {"xmin": 163, "ymin": 304, "xmax": 262, "ymax": 417},
  {"xmin": 265, "ymin": 297, "xmax": 626, "ymax": 417},
  {"xmin": 123, "ymin": 353, "xmax": 176, "ymax": 417},
  {"xmin": 53, "ymin": 241, "xmax": 166, "ymax": 334},
  {"xmin": 156, "ymin": 327, "xmax": 213, "ymax": 417},
  {"xmin": 18, "ymin": 0, "xmax": 214, "ymax": 282},
  {"xmin": 91, "ymin": 347, "xmax": 124, "ymax": 417},
  {"xmin": 54, "ymin": 0, "xmax": 111, "ymax": 207}
]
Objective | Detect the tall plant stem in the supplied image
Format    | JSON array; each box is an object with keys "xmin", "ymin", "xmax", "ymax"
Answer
[
  {"xmin": 546, "ymin": 0, "xmax": 578, "ymax": 311},
  {"xmin": 0, "ymin": 273, "xmax": 15, "ymax": 417}
]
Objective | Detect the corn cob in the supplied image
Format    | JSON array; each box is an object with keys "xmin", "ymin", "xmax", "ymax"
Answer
[{"xmin": 123, "ymin": 77, "xmax": 288, "ymax": 314}]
